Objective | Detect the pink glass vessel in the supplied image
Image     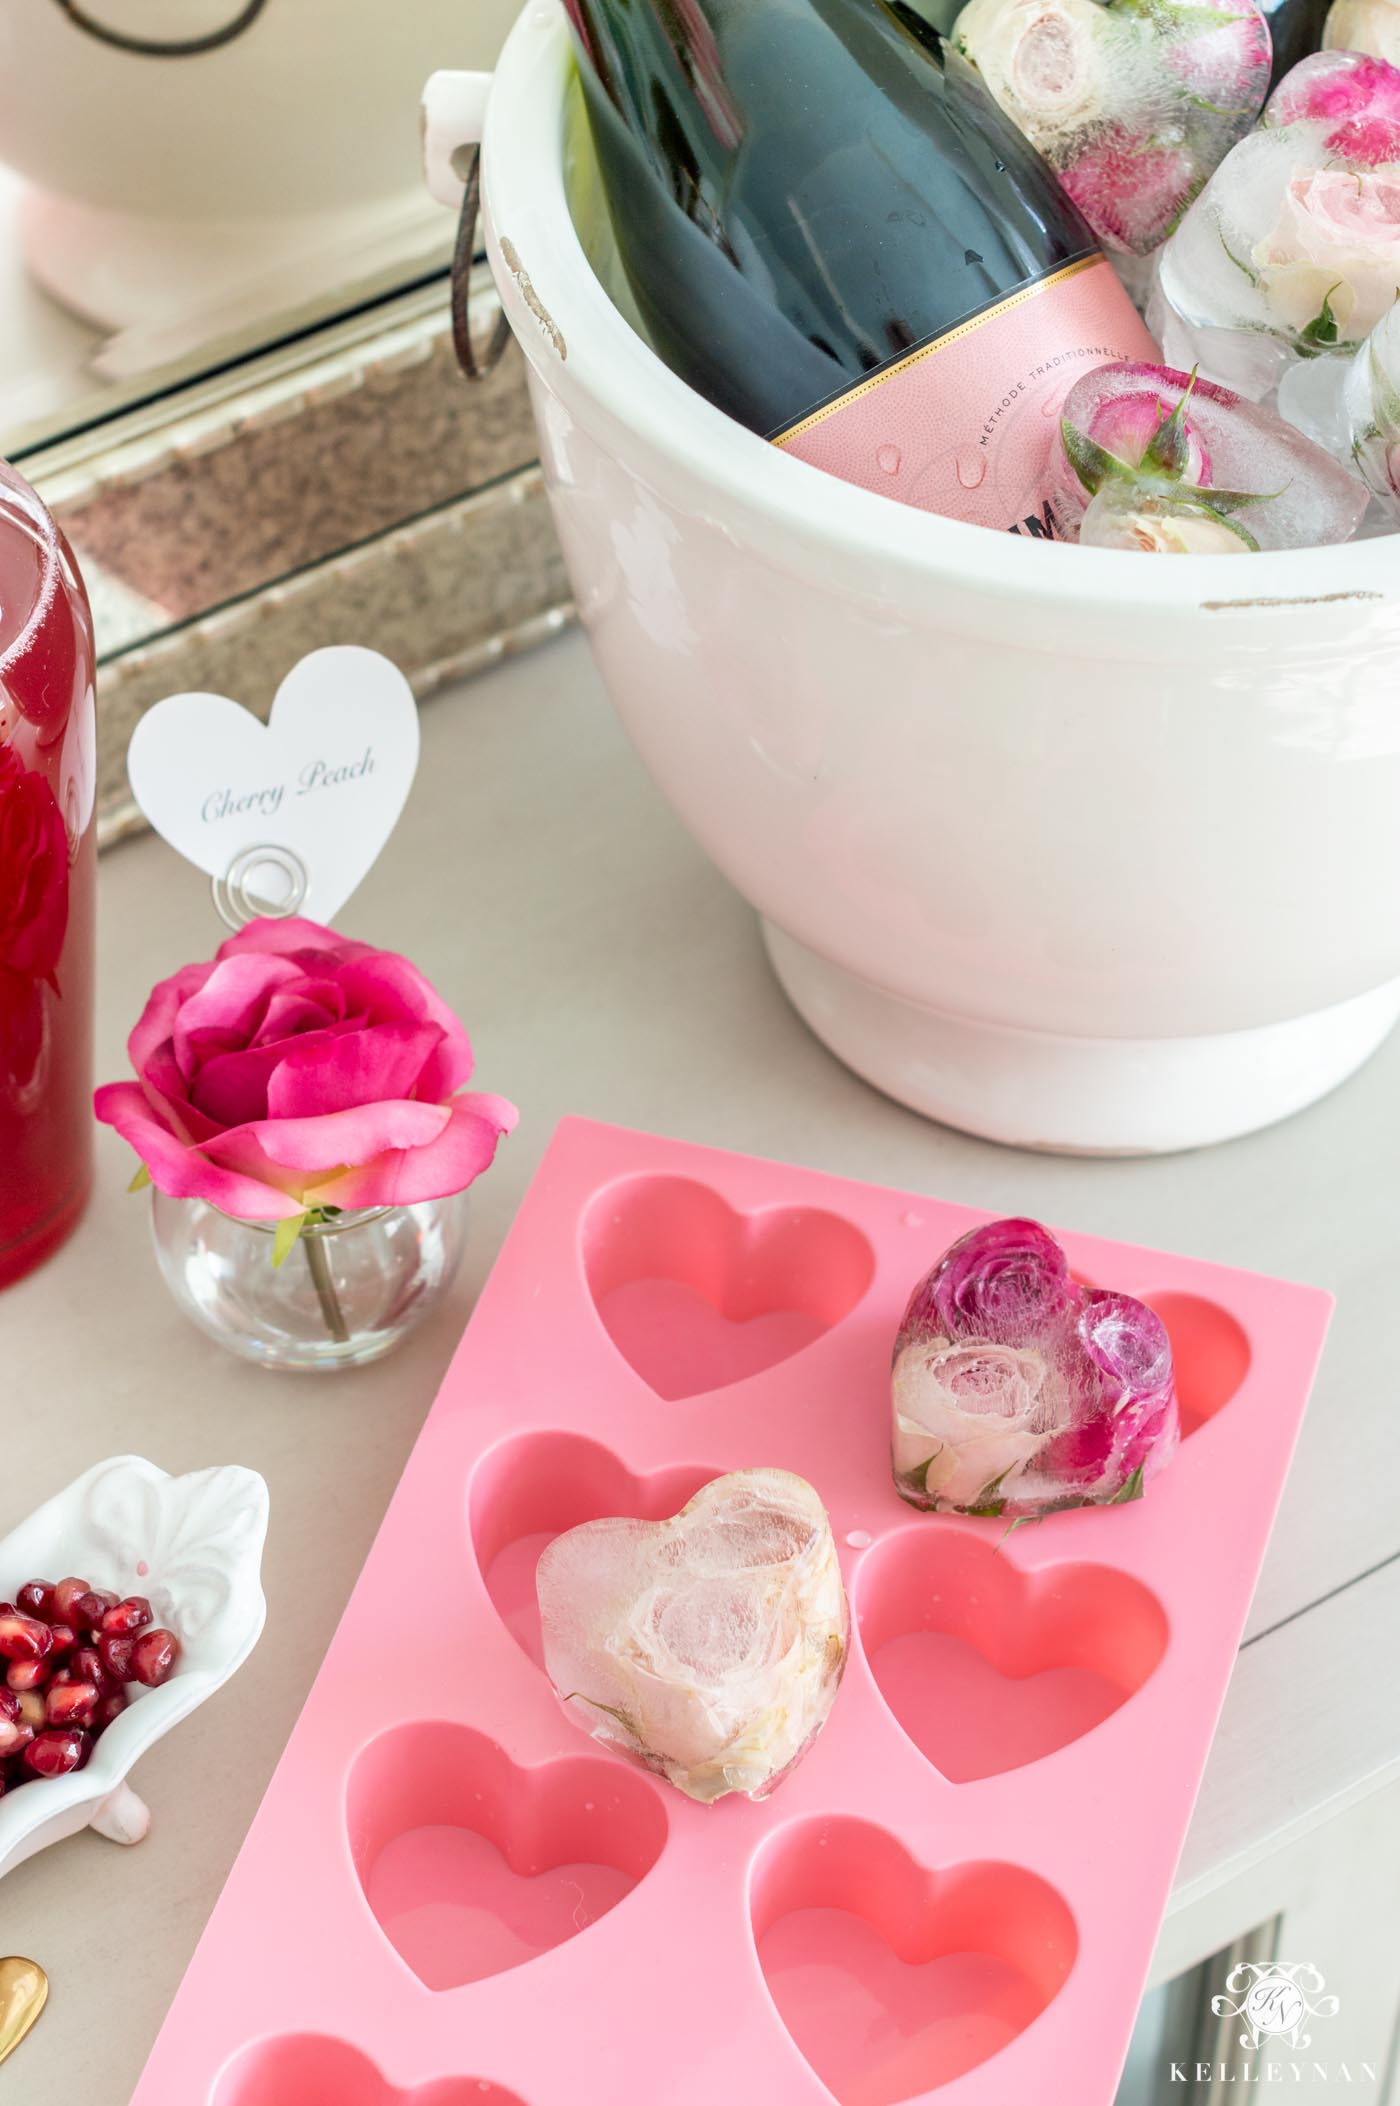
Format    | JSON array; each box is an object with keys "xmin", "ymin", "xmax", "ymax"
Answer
[{"xmin": 0, "ymin": 458, "xmax": 96, "ymax": 1288}]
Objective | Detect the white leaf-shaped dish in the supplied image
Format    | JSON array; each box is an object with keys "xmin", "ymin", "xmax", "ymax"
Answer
[{"xmin": 0, "ymin": 1454, "xmax": 269, "ymax": 1881}]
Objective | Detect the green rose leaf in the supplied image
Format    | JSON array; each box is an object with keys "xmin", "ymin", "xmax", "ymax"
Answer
[
  {"xmin": 127, "ymin": 1163, "xmax": 152, "ymax": 1194},
  {"xmin": 1108, "ymin": 1463, "xmax": 1147, "ymax": 1505},
  {"xmin": 1060, "ymin": 419, "xmax": 1136, "ymax": 496},
  {"xmin": 1297, "ymin": 285, "xmax": 1344, "ymax": 357},
  {"xmin": 271, "ymin": 1211, "xmax": 311, "ymax": 1269},
  {"xmin": 1141, "ymin": 372, "xmax": 1199, "ymax": 480}
]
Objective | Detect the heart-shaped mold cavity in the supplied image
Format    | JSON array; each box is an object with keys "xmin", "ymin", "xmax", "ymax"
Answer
[
  {"xmin": 752, "ymin": 1818, "xmax": 1076, "ymax": 2104},
  {"xmin": 470, "ymin": 1431, "xmax": 718, "ymax": 1666},
  {"xmin": 858, "ymin": 1530, "xmax": 1167, "ymax": 1782},
  {"xmin": 213, "ymin": 2034, "xmax": 526, "ymax": 2106},
  {"xmin": 1144, "ymin": 1293, "xmax": 1251, "ymax": 1436},
  {"xmin": 347, "ymin": 1723, "xmax": 666, "ymax": 1991},
  {"xmin": 581, "ymin": 1175, "xmax": 874, "ymax": 1399}
]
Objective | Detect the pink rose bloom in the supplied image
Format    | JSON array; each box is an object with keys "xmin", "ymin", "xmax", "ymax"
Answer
[
  {"xmin": 1265, "ymin": 52, "xmax": 1400, "ymax": 163},
  {"xmin": 94, "ymin": 915, "xmax": 516, "ymax": 1220},
  {"xmin": 1267, "ymin": 47, "xmax": 1400, "ymax": 126},
  {"xmin": 1254, "ymin": 164, "xmax": 1400, "ymax": 340},
  {"xmin": 1059, "ymin": 132, "xmax": 1198, "ymax": 254}
]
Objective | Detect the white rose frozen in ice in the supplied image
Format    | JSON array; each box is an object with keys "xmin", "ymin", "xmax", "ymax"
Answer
[
  {"xmin": 537, "ymin": 1468, "xmax": 847, "ymax": 1804},
  {"xmin": 1080, "ymin": 491, "xmax": 1255, "ymax": 550},
  {"xmin": 1252, "ymin": 164, "xmax": 1400, "ymax": 341},
  {"xmin": 892, "ymin": 1337, "xmax": 1068, "ymax": 1507},
  {"xmin": 955, "ymin": 0, "xmax": 1107, "ymax": 134},
  {"xmin": 1343, "ymin": 300, "xmax": 1400, "ymax": 509},
  {"xmin": 1325, "ymin": 0, "xmax": 1400, "ymax": 71}
]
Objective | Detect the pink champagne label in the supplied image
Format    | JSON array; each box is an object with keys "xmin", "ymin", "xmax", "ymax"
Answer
[{"xmin": 771, "ymin": 255, "xmax": 1156, "ymax": 537}]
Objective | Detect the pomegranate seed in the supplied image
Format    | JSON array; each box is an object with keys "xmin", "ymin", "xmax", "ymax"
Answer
[
  {"xmin": 0, "ymin": 1688, "xmax": 17, "ymax": 1722},
  {"xmin": 16, "ymin": 1691, "xmax": 45, "ymax": 1733},
  {"xmin": 7, "ymin": 1659, "xmax": 47, "ymax": 1693},
  {"xmin": 70, "ymin": 1645, "xmax": 110, "ymax": 1688},
  {"xmin": 0, "ymin": 1603, "xmax": 13, "ymax": 1618},
  {"xmin": 131, "ymin": 1629, "xmax": 181, "ymax": 1687},
  {"xmin": 50, "ymin": 1577, "xmax": 92, "ymax": 1626},
  {"xmin": 72, "ymin": 1590, "xmax": 110, "ymax": 1632},
  {"xmin": 45, "ymin": 1621, "xmax": 77, "ymax": 1658},
  {"xmin": 101, "ymin": 1596, "xmax": 153, "ymax": 1637},
  {"xmin": 23, "ymin": 1727, "xmax": 87, "ymax": 1778},
  {"xmin": 46, "ymin": 1681, "xmax": 99, "ymax": 1728},
  {"xmin": 0, "ymin": 1718, "xmax": 33, "ymax": 1758},
  {"xmin": 94, "ymin": 1688, "xmax": 128, "ymax": 1728},
  {"xmin": 16, "ymin": 1581, "xmax": 54, "ymax": 1620},
  {"xmin": 0, "ymin": 1614, "xmax": 53, "ymax": 1663},
  {"xmin": 99, "ymin": 1632, "xmax": 137, "ymax": 1682}
]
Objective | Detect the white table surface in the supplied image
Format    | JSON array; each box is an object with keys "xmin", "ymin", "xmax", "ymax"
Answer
[{"xmin": 4, "ymin": 629, "xmax": 1399, "ymax": 2095}]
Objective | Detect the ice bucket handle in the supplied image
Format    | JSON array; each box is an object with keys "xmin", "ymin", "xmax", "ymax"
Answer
[{"xmin": 422, "ymin": 69, "xmax": 510, "ymax": 383}]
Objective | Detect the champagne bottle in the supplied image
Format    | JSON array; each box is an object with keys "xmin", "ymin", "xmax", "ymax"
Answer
[{"xmin": 566, "ymin": 0, "xmax": 1156, "ymax": 536}]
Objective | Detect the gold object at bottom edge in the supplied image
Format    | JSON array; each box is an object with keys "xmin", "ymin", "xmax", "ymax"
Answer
[{"xmin": 0, "ymin": 1956, "xmax": 49, "ymax": 2063}]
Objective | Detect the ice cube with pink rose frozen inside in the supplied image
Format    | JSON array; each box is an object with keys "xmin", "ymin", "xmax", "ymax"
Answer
[
  {"xmin": 1053, "ymin": 358, "xmax": 1367, "ymax": 547},
  {"xmin": 1341, "ymin": 299, "xmax": 1400, "ymax": 513},
  {"xmin": 536, "ymin": 1468, "xmax": 847, "ymax": 1804},
  {"xmin": 892, "ymin": 1218, "xmax": 1182, "ymax": 1517},
  {"xmin": 1160, "ymin": 51, "xmax": 1400, "ymax": 367},
  {"xmin": 952, "ymin": 0, "xmax": 1272, "ymax": 255}
]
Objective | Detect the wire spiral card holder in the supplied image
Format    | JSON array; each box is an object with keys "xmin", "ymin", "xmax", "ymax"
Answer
[{"xmin": 211, "ymin": 843, "xmax": 311, "ymax": 933}]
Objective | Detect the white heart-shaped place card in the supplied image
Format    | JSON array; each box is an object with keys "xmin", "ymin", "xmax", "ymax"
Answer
[{"xmin": 126, "ymin": 646, "xmax": 420, "ymax": 926}]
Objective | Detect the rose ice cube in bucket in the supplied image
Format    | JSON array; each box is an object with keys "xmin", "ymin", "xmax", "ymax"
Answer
[
  {"xmin": 1055, "ymin": 361, "xmax": 1368, "ymax": 549},
  {"xmin": 891, "ymin": 1218, "xmax": 1180, "ymax": 1515},
  {"xmin": 1343, "ymin": 301, "xmax": 1400, "ymax": 513},
  {"xmin": 952, "ymin": 0, "xmax": 1272, "ymax": 254},
  {"xmin": 537, "ymin": 1468, "xmax": 848, "ymax": 1803},
  {"xmin": 1159, "ymin": 51, "xmax": 1400, "ymax": 383}
]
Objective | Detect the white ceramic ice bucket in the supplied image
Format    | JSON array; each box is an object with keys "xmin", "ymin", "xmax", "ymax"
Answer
[{"xmin": 430, "ymin": 4, "xmax": 1400, "ymax": 1154}]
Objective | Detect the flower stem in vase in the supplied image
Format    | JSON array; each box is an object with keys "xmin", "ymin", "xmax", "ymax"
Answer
[{"xmin": 302, "ymin": 1224, "xmax": 350, "ymax": 1344}]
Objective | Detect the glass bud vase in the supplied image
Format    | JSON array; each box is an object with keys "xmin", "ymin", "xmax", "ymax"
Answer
[{"xmin": 151, "ymin": 1189, "xmax": 470, "ymax": 1372}]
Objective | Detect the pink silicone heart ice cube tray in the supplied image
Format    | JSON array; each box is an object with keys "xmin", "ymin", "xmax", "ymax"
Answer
[{"xmin": 130, "ymin": 1118, "xmax": 1331, "ymax": 2106}]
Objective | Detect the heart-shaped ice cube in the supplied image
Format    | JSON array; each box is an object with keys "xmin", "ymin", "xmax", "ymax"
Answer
[
  {"xmin": 537, "ymin": 1468, "xmax": 848, "ymax": 1804},
  {"xmin": 892, "ymin": 1218, "xmax": 1180, "ymax": 1517},
  {"xmin": 952, "ymin": 0, "xmax": 1272, "ymax": 254}
]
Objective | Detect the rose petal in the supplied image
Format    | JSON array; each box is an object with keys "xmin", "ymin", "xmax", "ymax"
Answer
[
  {"xmin": 249, "ymin": 982, "xmax": 348, "ymax": 1045},
  {"xmin": 334, "ymin": 955, "xmax": 476, "ymax": 1093},
  {"xmin": 266, "ymin": 1022, "xmax": 444, "ymax": 1120},
  {"xmin": 217, "ymin": 914, "xmax": 360, "ymax": 964},
  {"xmin": 202, "ymin": 1098, "xmax": 453, "ymax": 1177},
  {"xmin": 171, "ymin": 953, "xmax": 303, "ymax": 1080},
  {"xmin": 93, "ymin": 1081, "xmax": 304, "ymax": 1219},
  {"xmin": 191, "ymin": 1031, "xmax": 335, "ymax": 1128},
  {"xmin": 127, "ymin": 958, "xmax": 214, "ymax": 1075},
  {"xmin": 303, "ymin": 1094, "xmax": 517, "ymax": 1209}
]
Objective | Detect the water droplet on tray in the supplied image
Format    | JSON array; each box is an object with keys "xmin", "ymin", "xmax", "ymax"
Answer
[
  {"xmin": 876, "ymin": 443, "xmax": 902, "ymax": 476},
  {"xmin": 956, "ymin": 452, "xmax": 987, "ymax": 490},
  {"xmin": 845, "ymin": 1529, "xmax": 873, "ymax": 1551},
  {"xmin": 900, "ymin": 1210, "xmax": 923, "ymax": 1228}
]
